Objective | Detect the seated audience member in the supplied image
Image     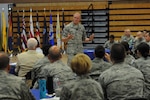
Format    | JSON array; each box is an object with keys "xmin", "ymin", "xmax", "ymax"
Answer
[
  {"xmin": 31, "ymin": 44, "xmax": 52, "ymax": 88},
  {"xmin": 125, "ymin": 97, "xmax": 147, "ymax": 100},
  {"xmin": 35, "ymin": 37, "xmax": 43, "ymax": 54},
  {"xmin": 0, "ymin": 52, "xmax": 35, "ymax": 100},
  {"xmin": 89, "ymin": 45, "xmax": 111, "ymax": 81},
  {"xmin": 60, "ymin": 53, "xmax": 104, "ymax": 100},
  {"xmin": 37, "ymin": 45, "xmax": 75, "ymax": 95},
  {"xmin": 121, "ymin": 41, "xmax": 135, "ymax": 65},
  {"xmin": 132, "ymin": 42, "xmax": 150, "ymax": 100},
  {"xmin": 133, "ymin": 31, "xmax": 145, "ymax": 51},
  {"xmin": 104, "ymin": 34, "xmax": 117, "ymax": 49},
  {"xmin": 99, "ymin": 43, "xmax": 144, "ymax": 100},
  {"xmin": 15, "ymin": 38, "xmax": 44, "ymax": 77},
  {"xmin": 144, "ymin": 32, "xmax": 150, "ymax": 46},
  {"xmin": 120, "ymin": 29, "xmax": 134, "ymax": 49}
]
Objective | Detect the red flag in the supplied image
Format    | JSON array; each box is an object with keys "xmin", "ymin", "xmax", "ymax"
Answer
[
  {"xmin": 35, "ymin": 12, "xmax": 40, "ymax": 44},
  {"xmin": 29, "ymin": 8, "xmax": 34, "ymax": 38}
]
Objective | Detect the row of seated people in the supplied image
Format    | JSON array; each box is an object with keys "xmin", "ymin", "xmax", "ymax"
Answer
[
  {"xmin": 8, "ymin": 37, "xmax": 150, "ymax": 100},
  {"xmin": 104, "ymin": 29, "xmax": 150, "ymax": 57}
]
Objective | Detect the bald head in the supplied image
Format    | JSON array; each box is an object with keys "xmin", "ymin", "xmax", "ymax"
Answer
[
  {"xmin": 136, "ymin": 31, "xmax": 143, "ymax": 39},
  {"xmin": 0, "ymin": 52, "xmax": 9, "ymax": 70},
  {"xmin": 48, "ymin": 45, "xmax": 62, "ymax": 62},
  {"xmin": 27, "ymin": 38, "xmax": 38, "ymax": 50},
  {"xmin": 73, "ymin": 12, "xmax": 81, "ymax": 25}
]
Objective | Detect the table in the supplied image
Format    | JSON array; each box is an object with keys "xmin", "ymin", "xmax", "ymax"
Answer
[
  {"xmin": 31, "ymin": 89, "xmax": 60, "ymax": 100},
  {"xmin": 84, "ymin": 49, "xmax": 110, "ymax": 60}
]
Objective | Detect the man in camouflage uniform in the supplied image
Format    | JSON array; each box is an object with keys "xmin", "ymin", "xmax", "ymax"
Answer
[
  {"xmin": 31, "ymin": 44, "xmax": 52, "ymax": 88},
  {"xmin": 121, "ymin": 41, "xmax": 135, "ymax": 65},
  {"xmin": 99, "ymin": 43, "xmax": 144, "ymax": 100},
  {"xmin": 89, "ymin": 45, "xmax": 111, "ymax": 81},
  {"xmin": 104, "ymin": 34, "xmax": 117, "ymax": 50},
  {"xmin": 144, "ymin": 32, "xmax": 150, "ymax": 46},
  {"xmin": 37, "ymin": 45, "xmax": 75, "ymax": 95},
  {"xmin": 120, "ymin": 29, "xmax": 134, "ymax": 49},
  {"xmin": 62, "ymin": 12, "xmax": 94, "ymax": 65},
  {"xmin": 133, "ymin": 31, "xmax": 145, "ymax": 51},
  {"xmin": 132, "ymin": 42, "xmax": 150, "ymax": 100},
  {"xmin": 0, "ymin": 52, "xmax": 35, "ymax": 100}
]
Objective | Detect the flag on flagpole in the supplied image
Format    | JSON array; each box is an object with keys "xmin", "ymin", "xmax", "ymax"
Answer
[
  {"xmin": 29, "ymin": 8, "xmax": 34, "ymax": 38},
  {"xmin": 8, "ymin": 9, "xmax": 13, "ymax": 53},
  {"xmin": 43, "ymin": 10, "xmax": 48, "ymax": 46},
  {"xmin": 49, "ymin": 13, "xmax": 54, "ymax": 46},
  {"xmin": 35, "ymin": 11, "xmax": 41, "ymax": 45},
  {"xmin": 61, "ymin": 8, "xmax": 65, "ymax": 51},
  {"xmin": 17, "ymin": 11, "xmax": 21, "ymax": 52},
  {"xmin": 0, "ymin": 12, "xmax": 2, "ymax": 50},
  {"xmin": 21, "ymin": 10, "xmax": 27, "ymax": 51},
  {"xmin": 1, "ymin": 8, "xmax": 7, "ymax": 53},
  {"xmin": 56, "ymin": 12, "xmax": 61, "ymax": 48}
]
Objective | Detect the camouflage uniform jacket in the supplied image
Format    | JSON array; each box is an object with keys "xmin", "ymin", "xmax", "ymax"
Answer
[
  {"xmin": 60, "ymin": 75, "xmax": 104, "ymax": 100},
  {"xmin": 89, "ymin": 57, "xmax": 111, "ymax": 81},
  {"xmin": 132, "ymin": 57, "xmax": 150, "ymax": 99},
  {"xmin": 0, "ymin": 70, "xmax": 35, "ymax": 100},
  {"xmin": 38, "ymin": 60, "xmax": 75, "ymax": 86},
  {"xmin": 32, "ymin": 56, "xmax": 50, "ymax": 79},
  {"xmin": 120, "ymin": 35, "xmax": 134, "ymax": 48},
  {"xmin": 99, "ymin": 62, "xmax": 144, "ymax": 100},
  {"xmin": 62, "ymin": 22, "xmax": 87, "ymax": 55},
  {"xmin": 124, "ymin": 54, "xmax": 135, "ymax": 65},
  {"xmin": 104, "ymin": 40, "xmax": 117, "ymax": 50}
]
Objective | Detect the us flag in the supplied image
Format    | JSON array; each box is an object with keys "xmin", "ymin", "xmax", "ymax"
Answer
[{"xmin": 21, "ymin": 10, "xmax": 27, "ymax": 51}]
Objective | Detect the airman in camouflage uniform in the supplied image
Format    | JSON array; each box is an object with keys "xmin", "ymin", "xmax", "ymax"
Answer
[
  {"xmin": 62, "ymin": 12, "xmax": 94, "ymax": 65},
  {"xmin": 120, "ymin": 29, "xmax": 134, "ymax": 48},
  {"xmin": 37, "ymin": 46, "xmax": 75, "ymax": 96},
  {"xmin": 0, "ymin": 52, "xmax": 35, "ymax": 100},
  {"xmin": 60, "ymin": 53, "xmax": 104, "ymax": 100},
  {"xmin": 104, "ymin": 34, "xmax": 117, "ymax": 49},
  {"xmin": 99, "ymin": 44, "xmax": 144, "ymax": 100},
  {"xmin": 144, "ymin": 32, "xmax": 150, "ymax": 46},
  {"xmin": 133, "ymin": 31, "xmax": 145, "ymax": 51},
  {"xmin": 60, "ymin": 75, "xmax": 104, "ymax": 100},
  {"xmin": 89, "ymin": 45, "xmax": 111, "ymax": 81},
  {"xmin": 32, "ymin": 44, "xmax": 52, "ymax": 85},
  {"xmin": 132, "ymin": 42, "xmax": 150, "ymax": 100},
  {"xmin": 121, "ymin": 41, "xmax": 135, "ymax": 65}
]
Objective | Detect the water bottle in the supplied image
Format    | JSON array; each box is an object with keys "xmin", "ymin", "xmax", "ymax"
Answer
[
  {"xmin": 53, "ymin": 77, "xmax": 61, "ymax": 97},
  {"xmin": 53, "ymin": 77, "xmax": 60, "ymax": 90},
  {"xmin": 39, "ymin": 78, "xmax": 47, "ymax": 99}
]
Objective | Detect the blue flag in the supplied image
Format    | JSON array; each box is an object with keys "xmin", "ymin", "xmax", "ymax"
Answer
[{"xmin": 49, "ymin": 14, "xmax": 54, "ymax": 45}]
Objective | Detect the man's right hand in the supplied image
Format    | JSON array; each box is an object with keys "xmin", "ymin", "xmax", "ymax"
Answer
[{"xmin": 67, "ymin": 34, "xmax": 74, "ymax": 40}]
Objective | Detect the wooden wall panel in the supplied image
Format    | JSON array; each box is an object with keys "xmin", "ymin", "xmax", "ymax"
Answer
[
  {"xmin": 109, "ymin": 3, "xmax": 150, "ymax": 41},
  {"xmin": 12, "ymin": 1, "xmax": 108, "ymax": 49}
]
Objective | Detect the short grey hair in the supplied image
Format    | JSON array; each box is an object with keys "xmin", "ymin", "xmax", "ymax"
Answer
[{"xmin": 27, "ymin": 38, "xmax": 38, "ymax": 49}]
